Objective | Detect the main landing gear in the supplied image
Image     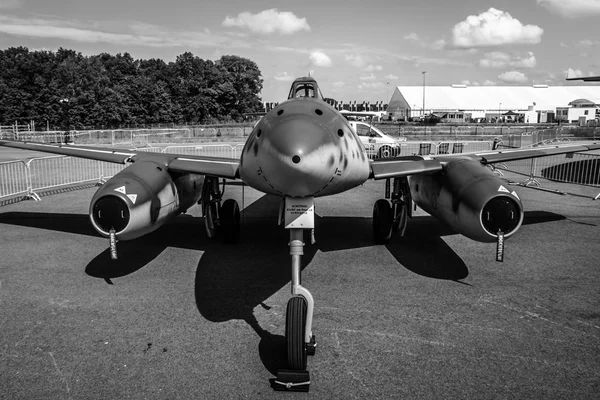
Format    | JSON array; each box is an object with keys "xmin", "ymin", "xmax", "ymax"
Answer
[
  {"xmin": 373, "ymin": 177, "xmax": 411, "ymax": 243},
  {"xmin": 201, "ymin": 176, "xmax": 240, "ymax": 243}
]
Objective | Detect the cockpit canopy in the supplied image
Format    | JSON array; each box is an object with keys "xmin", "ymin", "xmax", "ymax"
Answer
[{"xmin": 287, "ymin": 77, "xmax": 324, "ymax": 100}]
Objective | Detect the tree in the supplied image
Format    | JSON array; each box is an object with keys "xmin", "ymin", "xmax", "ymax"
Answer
[{"xmin": 0, "ymin": 47, "xmax": 264, "ymax": 128}]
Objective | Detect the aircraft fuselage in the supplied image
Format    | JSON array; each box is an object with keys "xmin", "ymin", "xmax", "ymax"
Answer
[{"xmin": 239, "ymin": 97, "xmax": 371, "ymax": 198}]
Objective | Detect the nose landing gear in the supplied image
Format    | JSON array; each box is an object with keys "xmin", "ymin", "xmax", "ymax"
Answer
[{"xmin": 274, "ymin": 198, "xmax": 316, "ymax": 392}]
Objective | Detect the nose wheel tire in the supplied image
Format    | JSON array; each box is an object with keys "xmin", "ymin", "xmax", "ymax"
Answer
[
  {"xmin": 373, "ymin": 199, "xmax": 393, "ymax": 243},
  {"xmin": 286, "ymin": 296, "xmax": 308, "ymax": 370},
  {"xmin": 220, "ymin": 199, "xmax": 240, "ymax": 243}
]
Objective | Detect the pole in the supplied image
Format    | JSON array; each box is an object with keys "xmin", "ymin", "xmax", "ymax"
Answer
[
  {"xmin": 422, "ymin": 71, "xmax": 427, "ymax": 116},
  {"xmin": 499, "ymin": 102, "xmax": 501, "ymax": 123}
]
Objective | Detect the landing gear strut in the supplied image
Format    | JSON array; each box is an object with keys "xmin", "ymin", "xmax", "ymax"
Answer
[
  {"xmin": 201, "ymin": 177, "xmax": 240, "ymax": 243},
  {"xmin": 286, "ymin": 229, "xmax": 316, "ymax": 370},
  {"xmin": 373, "ymin": 177, "xmax": 411, "ymax": 243}
]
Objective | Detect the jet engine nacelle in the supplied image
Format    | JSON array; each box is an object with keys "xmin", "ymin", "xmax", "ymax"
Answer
[
  {"xmin": 89, "ymin": 160, "xmax": 203, "ymax": 240},
  {"xmin": 410, "ymin": 159, "xmax": 523, "ymax": 242}
]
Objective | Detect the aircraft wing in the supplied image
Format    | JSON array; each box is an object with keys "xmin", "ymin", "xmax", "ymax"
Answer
[
  {"xmin": 0, "ymin": 139, "xmax": 240, "ymax": 179},
  {"xmin": 566, "ymin": 70, "xmax": 600, "ymax": 82},
  {"xmin": 370, "ymin": 141, "xmax": 600, "ymax": 180}
]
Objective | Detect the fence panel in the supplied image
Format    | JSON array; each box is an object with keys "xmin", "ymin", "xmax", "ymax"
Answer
[
  {"xmin": 499, "ymin": 153, "xmax": 600, "ymax": 188},
  {"xmin": 0, "ymin": 160, "xmax": 29, "ymax": 199},
  {"xmin": 397, "ymin": 142, "xmax": 437, "ymax": 156},
  {"xmin": 28, "ymin": 156, "xmax": 104, "ymax": 191},
  {"xmin": 163, "ymin": 145, "xmax": 235, "ymax": 158},
  {"xmin": 233, "ymin": 143, "xmax": 246, "ymax": 158},
  {"xmin": 133, "ymin": 147, "xmax": 164, "ymax": 153},
  {"xmin": 436, "ymin": 141, "xmax": 491, "ymax": 154}
]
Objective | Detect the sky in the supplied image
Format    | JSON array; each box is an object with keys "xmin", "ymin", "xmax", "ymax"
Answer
[{"xmin": 0, "ymin": 0, "xmax": 598, "ymax": 102}]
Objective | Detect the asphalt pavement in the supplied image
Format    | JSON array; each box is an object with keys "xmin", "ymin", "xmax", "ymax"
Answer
[{"xmin": 1, "ymin": 178, "xmax": 599, "ymax": 399}]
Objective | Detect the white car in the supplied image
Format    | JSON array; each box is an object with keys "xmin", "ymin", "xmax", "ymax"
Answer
[{"xmin": 348, "ymin": 121, "xmax": 404, "ymax": 158}]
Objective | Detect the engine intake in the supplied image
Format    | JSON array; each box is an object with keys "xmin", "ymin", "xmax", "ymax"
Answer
[
  {"xmin": 92, "ymin": 195, "xmax": 130, "ymax": 233},
  {"xmin": 481, "ymin": 196, "xmax": 521, "ymax": 236}
]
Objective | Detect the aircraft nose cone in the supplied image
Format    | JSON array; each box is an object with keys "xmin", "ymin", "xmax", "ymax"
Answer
[
  {"xmin": 267, "ymin": 118, "xmax": 329, "ymax": 162},
  {"xmin": 261, "ymin": 117, "xmax": 335, "ymax": 196}
]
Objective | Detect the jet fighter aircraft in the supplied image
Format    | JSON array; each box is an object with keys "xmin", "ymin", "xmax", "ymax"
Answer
[{"xmin": 1, "ymin": 76, "xmax": 599, "ymax": 377}]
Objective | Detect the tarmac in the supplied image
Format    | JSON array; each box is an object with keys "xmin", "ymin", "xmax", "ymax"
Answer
[{"xmin": 1, "ymin": 176, "xmax": 599, "ymax": 399}]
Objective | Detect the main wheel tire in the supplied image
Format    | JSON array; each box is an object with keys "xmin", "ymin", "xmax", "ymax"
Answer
[
  {"xmin": 378, "ymin": 146, "xmax": 393, "ymax": 158},
  {"xmin": 220, "ymin": 199, "xmax": 240, "ymax": 243},
  {"xmin": 286, "ymin": 296, "xmax": 307, "ymax": 371},
  {"xmin": 373, "ymin": 199, "xmax": 393, "ymax": 243}
]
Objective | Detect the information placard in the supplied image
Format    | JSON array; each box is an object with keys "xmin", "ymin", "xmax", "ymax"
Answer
[{"xmin": 284, "ymin": 196, "xmax": 314, "ymax": 229}]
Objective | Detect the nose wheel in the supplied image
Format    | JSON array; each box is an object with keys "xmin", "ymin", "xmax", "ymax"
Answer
[{"xmin": 286, "ymin": 296, "xmax": 308, "ymax": 370}]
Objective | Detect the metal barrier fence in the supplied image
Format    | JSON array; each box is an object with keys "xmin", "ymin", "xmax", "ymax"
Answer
[
  {"xmin": 2, "ymin": 141, "xmax": 598, "ymax": 203},
  {"xmin": 14, "ymin": 129, "xmax": 192, "ymax": 146},
  {"xmin": 0, "ymin": 160, "xmax": 29, "ymax": 199},
  {"xmin": 0, "ymin": 155, "xmax": 126, "ymax": 202},
  {"xmin": 497, "ymin": 153, "xmax": 600, "ymax": 198},
  {"xmin": 163, "ymin": 145, "xmax": 236, "ymax": 158}
]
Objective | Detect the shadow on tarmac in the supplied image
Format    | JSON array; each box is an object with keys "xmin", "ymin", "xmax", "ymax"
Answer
[{"xmin": 0, "ymin": 202, "xmax": 567, "ymax": 374}]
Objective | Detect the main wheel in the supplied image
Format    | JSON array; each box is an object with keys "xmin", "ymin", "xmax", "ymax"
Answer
[
  {"xmin": 220, "ymin": 199, "xmax": 240, "ymax": 243},
  {"xmin": 373, "ymin": 199, "xmax": 392, "ymax": 243},
  {"xmin": 286, "ymin": 296, "xmax": 307, "ymax": 370},
  {"xmin": 378, "ymin": 146, "xmax": 393, "ymax": 158}
]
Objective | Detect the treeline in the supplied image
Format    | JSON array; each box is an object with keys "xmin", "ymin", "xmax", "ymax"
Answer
[{"xmin": 0, "ymin": 47, "xmax": 264, "ymax": 129}]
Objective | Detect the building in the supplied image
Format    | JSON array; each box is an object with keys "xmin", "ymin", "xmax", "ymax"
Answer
[
  {"xmin": 556, "ymin": 98, "xmax": 600, "ymax": 124},
  {"xmin": 387, "ymin": 85, "xmax": 600, "ymax": 123}
]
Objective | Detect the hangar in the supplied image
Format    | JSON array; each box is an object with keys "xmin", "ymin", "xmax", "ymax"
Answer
[{"xmin": 387, "ymin": 85, "xmax": 600, "ymax": 123}]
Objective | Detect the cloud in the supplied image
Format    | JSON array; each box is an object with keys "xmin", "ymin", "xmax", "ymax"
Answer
[
  {"xmin": 452, "ymin": 8, "xmax": 543, "ymax": 47},
  {"xmin": 364, "ymin": 64, "xmax": 383, "ymax": 72},
  {"xmin": 479, "ymin": 51, "xmax": 536, "ymax": 68},
  {"xmin": 385, "ymin": 74, "xmax": 398, "ymax": 80},
  {"xmin": 460, "ymin": 80, "xmax": 471, "ymax": 85},
  {"xmin": 498, "ymin": 71, "xmax": 528, "ymax": 83},
  {"xmin": 309, "ymin": 51, "xmax": 332, "ymax": 67},
  {"xmin": 577, "ymin": 39, "xmax": 600, "ymax": 47},
  {"xmin": 397, "ymin": 53, "xmax": 473, "ymax": 67},
  {"xmin": 345, "ymin": 53, "xmax": 370, "ymax": 68},
  {"xmin": 274, "ymin": 72, "xmax": 294, "ymax": 81},
  {"xmin": 359, "ymin": 73, "xmax": 377, "ymax": 81},
  {"xmin": 482, "ymin": 80, "xmax": 497, "ymax": 86},
  {"xmin": 430, "ymin": 39, "xmax": 446, "ymax": 50},
  {"xmin": 222, "ymin": 8, "xmax": 310, "ymax": 35},
  {"xmin": 565, "ymin": 67, "xmax": 584, "ymax": 78},
  {"xmin": 0, "ymin": 15, "xmax": 249, "ymax": 49},
  {"xmin": 537, "ymin": 0, "xmax": 600, "ymax": 18},
  {"xmin": 404, "ymin": 33, "xmax": 419, "ymax": 41},
  {"xmin": 358, "ymin": 81, "xmax": 384, "ymax": 90},
  {"xmin": 332, "ymin": 82, "xmax": 345, "ymax": 88},
  {"xmin": 0, "ymin": 0, "xmax": 21, "ymax": 9}
]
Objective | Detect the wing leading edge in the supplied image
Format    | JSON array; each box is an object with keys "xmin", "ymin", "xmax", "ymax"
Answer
[{"xmin": 0, "ymin": 139, "xmax": 240, "ymax": 179}]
